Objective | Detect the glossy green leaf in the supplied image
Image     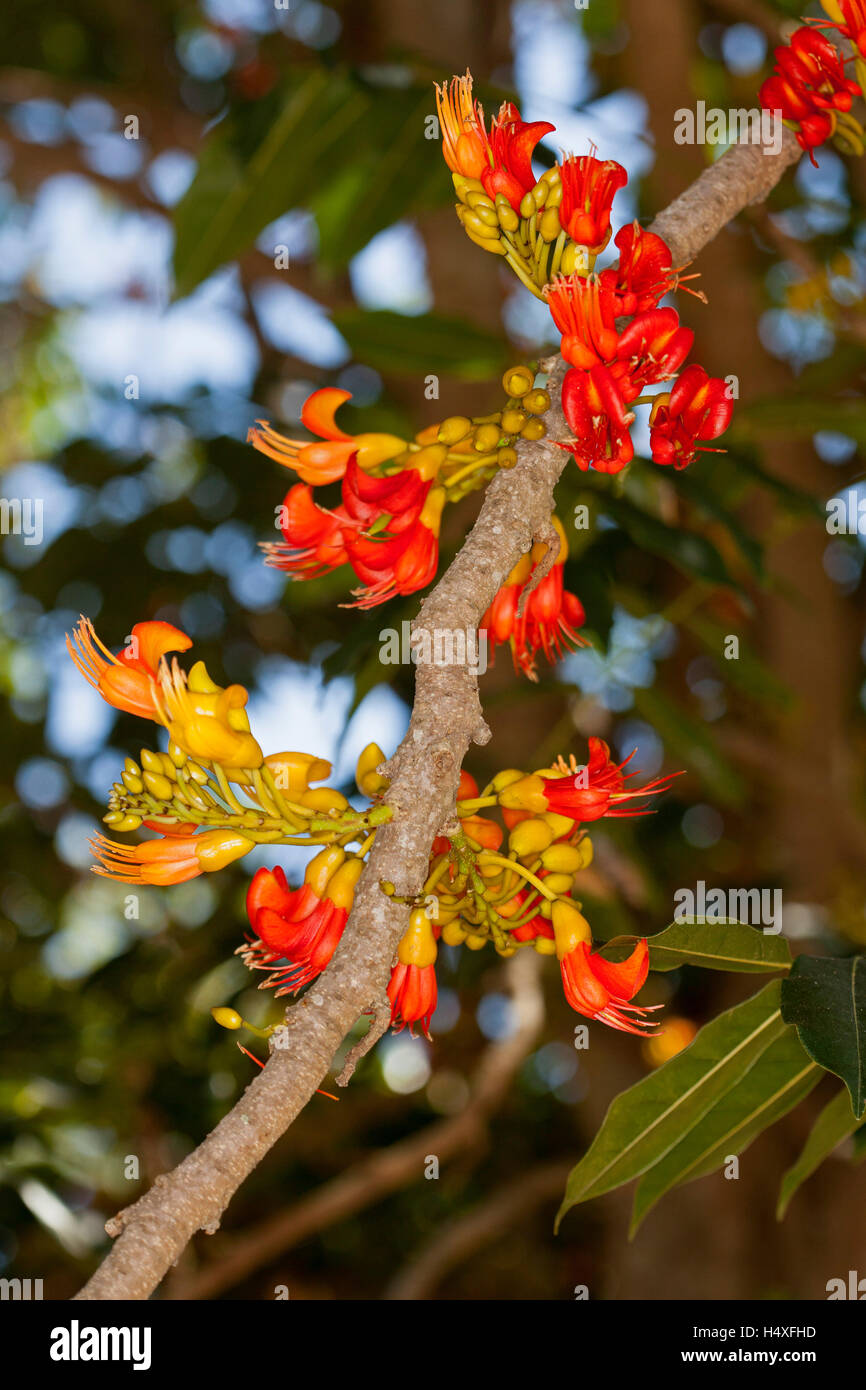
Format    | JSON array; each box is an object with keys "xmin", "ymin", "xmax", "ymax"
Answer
[
  {"xmin": 556, "ymin": 982, "xmax": 787, "ymax": 1229},
  {"xmin": 648, "ymin": 919, "xmax": 792, "ymax": 973},
  {"xmin": 173, "ymin": 71, "xmax": 367, "ymax": 298},
  {"xmin": 631, "ymin": 1028, "xmax": 818, "ymax": 1233},
  {"xmin": 781, "ymin": 955, "xmax": 866, "ymax": 1118},
  {"xmin": 777, "ymin": 1087, "xmax": 862, "ymax": 1218},
  {"xmin": 330, "ymin": 308, "xmax": 508, "ymax": 378}
]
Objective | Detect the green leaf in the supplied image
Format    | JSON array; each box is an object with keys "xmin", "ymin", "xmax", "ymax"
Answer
[
  {"xmin": 732, "ymin": 394, "xmax": 866, "ymax": 446},
  {"xmin": 173, "ymin": 71, "xmax": 368, "ymax": 298},
  {"xmin": 631, "ymin": 1028, "xmax": 818, "ymax": 1233},
  {"xmin": 781, "ymin": 955, "xmax": 866, "ymax": 1118},
  {"xmin": 330, "ymin": 308, "xmax": 507, "ymax": 379},
  {"xmin": 777, "ymin": 1087, "xmax": 862, "ymax": 1219},
  {"xmin": 648, "ymin": 919, "xmax": 792, "ymax": 974},
  {"xmin": 556, "ymin": 982, "xmax": 787, "ymax": 1229}
]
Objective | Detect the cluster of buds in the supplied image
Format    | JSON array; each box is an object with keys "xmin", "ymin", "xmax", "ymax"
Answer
[
  {"xmin": 760, "ymin": 4, "xmax": 866, "ymax": 163},
  {"xmin": 380, "ymin": 737, "xmax": 681, "ymax": 1037},
  {"xmin": 480, "ymin": 515, "xmax": 587, "ymax": 679},
  {"xmin": 67, "ymin": 617, "xmax": 391, "ymax": 885},
  {"xmin": 249, "ymin": 371, "xmax": 551, "ymax": 611},
  {"xmin": 437, "ymin": 73, "xmax": 627, "ymax": 297}
]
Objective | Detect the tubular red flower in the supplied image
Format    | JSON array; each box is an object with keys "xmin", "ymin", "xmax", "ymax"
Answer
[
  {"xmin": 241, "ymin": 866, "xmax": 348, "ymax": 995},
  {"xmin": 560, "ymin": 939, "xmax": 661, "ymax": 1034},
  {"xmin": 480, "ymin": 102, "xmax": 556, "ymax": 210},
  {"xmin": 613, "ymin": 307, "xmax": 695, "ymax": 396},
  {"xmin": 558, "ymin": 154, "xmax": 627, "ymax": 253},
  {"xmin": 540, "ymin": 736, "xmax": 681, "ymax": 820},
  {"xmin": 599, "ymin": 223, "xmax": 676, "ymax": 316},
  {"xmin": 546, "ymin": 274, "xmax": 621, "ymax": 368},
  {"xmin": 387, "ymin": 961, "xmax": 438, "ymax": 1037},
  {"xmin": 559, "ymin": 365, "xmax": 635, "ymax": 475},
  {"xmin": 264, "ymin": 483, "xmax": 350, "ymax": 578},
  {"xmin": 649, "ymin": 364, "xmax": 734, "ymax": 470}
]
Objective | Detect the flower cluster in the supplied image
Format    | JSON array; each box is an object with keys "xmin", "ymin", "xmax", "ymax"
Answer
[
  {"xmin": 480, "ymin": 515, "xmax": 587, "ymax": 679},
  {"xmin": 547, "ymin": 241, "xmax": 733, "ymax": 474},
  {"xmin": 759, "ymin": 4, "xmax": 866, "ymax": 163},
  {"xmin": 374, "ymin": 736, "xmax": 681, "ymax": 1037},
  {"xmin": 249, "ymin": 371, "xmax": 551, "ymax": 610},
  {"xmin": 67, "ymin": 616, "xmax": 390, "ymax": 885}
]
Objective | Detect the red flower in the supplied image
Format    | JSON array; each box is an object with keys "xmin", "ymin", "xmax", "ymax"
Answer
[
  {"xmin": 776, "ymin": 28, "xmax": 859, "ymax": 113},
  {"xmin": 388, "ymin": 910, "xmax": 439, "ymax": 1037},
  {"xmin": 546, "ymin": 275, "xmax": 620, "ymax": 369},
  {"xmin": 612, "ymin": 307, "xmax": 694, "ymax": 397},
  {"xmin": 345, "ymin": 487, "xmax": 445, "ymax": 608},
  {"xmin": 241, "ymin": 853, "xmax": 362, "ymax": 995},
  {"xmin": 559, "ymin": 365, "xmax": 635, "ymax": 474},
  {"xmin": 540, "ymin": 737, "xmax": 680, "ymax": 821},
  {"xmin": 558, "ymin": 154, "xmax": 627, "ymax": 253},
  {"xmin": 560, "ymin": 938, "xmax": 660, "ymax": 1035},
  {"xmin": 481, "ymin": 522, "xmax": 587, "ymax": 677},
  {"xmin": 759, "ymin": 27, "xmax": 860, "ymax": 163},
  {"xmin": 480, "ymin": 102, "xmax": 555, "ymax": 211},
  {"xmin": 435, "ymin": 71, "xmax": 488, "ymax": 180},
  {"xmin": 599, "ymin": 223, "xmax": 676, "ymax": 316},
  {"xmin": 810, "ymin": 1, "xmax": 866, "ymax": 59},
  {"xmin": 649, "ymin": 364, "xmax": 734, "ymax": 470},
  {"xmin": 265, "ymin": 483, "xmax": 350, "ymax": 579}
]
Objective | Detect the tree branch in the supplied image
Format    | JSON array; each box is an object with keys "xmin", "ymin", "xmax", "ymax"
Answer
[{"xmin": 74, "ymin": 127, "xmax": 801, "ymax": 1301}]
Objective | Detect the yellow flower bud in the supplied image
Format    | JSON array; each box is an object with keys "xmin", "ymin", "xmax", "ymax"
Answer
[
  {"xmin": 541, "ymin": 872, "xmax": 575, "ymax": 895},
  {"xmin": 140, "ymin": 748, "xmax": 164, "ymax": 773},
  {"xmin": 465, "ymin": 932, "xmax": 487, "ymax": 951},
  {"xmin": 551, "ymin": 900, "xmax": 593, "ymax": 959},
  {"xmin": 355, "ymin": 742, "xmax": 390, "ymax": 798},
  {"xmin": 441, "ymin": 920, "xmax": 468, "ymax": 946},
  {"xmin": 498, "ymin": 774, "xmax": 547, "ymax": 813},
  {"xmin": 352, "ymin": 432, "xmax": 406, "ymax": 471},
  {"xmin": 524, "ymin": 388, "xmax": 552, "ymax": 416},
  {"xmin": 211, "ymin": 1006, "xmax": 243, "ymax": 1030},
  {"xmin": 502, "ymin": 365, "xmax": 535, "ymax": 397},
  {"xmin": 122, "ymin": 769, "xmax": 143, "ymax": 794},
  {"xmin": 474, "ymin": 423, "xmax": 502, "ymax": 453},
  {"xmin": 304, "ymin": 846, "xmax": 345, "ymax": 896},
  {"xmin": 194, "ymin": 830, "xmax": 255, "ymax": 872},
  {"xmin": 541, "ymin": 812, "xmax": 576, "ymax": 838},
  {"xmin": 501, "ymin": 408, "xmax": 527, "ymax": 435},
  {"xmin": 508, "ymin": 817, "xmax": 554, "ymax": 857},
  {"xmin": 143, "ymin": 770, "xmax": 175, "ymax": 802},
  {"xmin": 302, "ymin": 787, "xmax": 349, "ymax": 813},
  {"xmin": 575, "ymin": 835, "xmax": 594, "ymax": 869},
  {"xmin": 539, "ymin": 206, "xmax": 562, "ymax": 242},
  {"xmin": 413, "ymin": 443, "xmax": 448, "ymax": 481},
  {"xmin": 114, "ymin": 814, "xmax": 143, "ymax": 833},
  {"xmin": 397, "ymin": 908, "xmax": 438, "ymax": 967},
  {"xmin": 438, "ymin": 416, "xmax": 473, "ymax": 446},
  {"xmin": 533, "ymin": 936, "xmax": 557, "ymax": 955},
  {"xmin": 265, "ymin": 751, "xmax": 332, "ymax": 794},
  {"xmin": 540, "ymin": 843, "xmax": 583, "ymax": 875},
  {"xmin": 324, "ymin": 857, "xmax": 364, "ymax": 910},
  {"xmin": 491, "ymin": 767, "xmax": 527, "ymax": 793}
]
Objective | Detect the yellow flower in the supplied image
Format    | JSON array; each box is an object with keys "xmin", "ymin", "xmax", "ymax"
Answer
[{"xmin": 155, "ymin": 659, "xmax": 263, "ymax": 769}]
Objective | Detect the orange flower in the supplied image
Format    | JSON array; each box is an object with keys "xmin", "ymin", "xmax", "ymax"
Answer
[
  {"xmin": 90, "ymin": 829, "xmax": 253, "ymax": 885},
  {"xmin": 388, "ymin": 909, "xmax": 439, "ymax": 1037},
  {"xmin": 249, "ymin": 388, "xmax": 406, "ymax": 485},
  {"xmin": 435, "ymin": 70, "xmax": 488, "ymax": 179},
  {"xmin": 66, "ymin": 617, "xmax": 191, "ymax": 720}
]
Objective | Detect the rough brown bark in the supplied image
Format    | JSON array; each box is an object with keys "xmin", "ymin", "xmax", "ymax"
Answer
[{"xmin": 75, "ymin": 128, "xmax": 803, "ymax": 1301}]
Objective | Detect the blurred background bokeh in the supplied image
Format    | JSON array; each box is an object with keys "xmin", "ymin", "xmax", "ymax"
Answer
[{"xmin": 1, "ymin": 0, "xmax": 865, "ymax": 1300}]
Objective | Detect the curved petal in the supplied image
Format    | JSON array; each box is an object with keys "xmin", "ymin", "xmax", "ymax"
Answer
[{"xmin": 301, "ymin": 388, "xmax": 352, "ymax": 441}]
